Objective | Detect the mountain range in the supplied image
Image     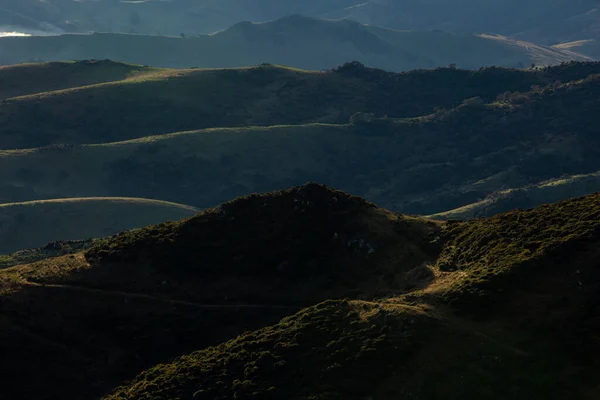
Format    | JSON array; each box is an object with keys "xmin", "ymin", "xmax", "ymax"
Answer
[
  {"xmin": 2, "ymin": 0, "xmax": 599, "ymax": 58},
  {"xmin": 0, "ymin": 1, "xmax": 596, "ymax": 40},
  {"xmin": 1, "ymin": 60, "xmax": 600, "ymax": 250},
  {"xmin": 0, "ymin": 15, "xmax": 589, "ymax": 70}
]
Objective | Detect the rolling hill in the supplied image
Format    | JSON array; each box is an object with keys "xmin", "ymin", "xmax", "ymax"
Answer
[
  {"xmin": 0, "ymin": 16, "xmax": 590, "ymax": 70},
  {"xmin": 0, "ymin": 197, "xmax": 198, "ymax": 254},
  {"xmin": 0, "ymin": 60, "xmax": 599, "ymax": 150},
  {"xmin": 0, "ymin": 60, "xmax": 156, "ymax": 99},
  {"xmin": 430, "ymin": 170, "xmax": 600, "ymax": 220},
  {"xmin": 1, "ymin": 184, "xmax": 599, "ymax": 399},
  {"xmin": 0, "ymin": 61, "xmax": 599, "ymax": 218}
]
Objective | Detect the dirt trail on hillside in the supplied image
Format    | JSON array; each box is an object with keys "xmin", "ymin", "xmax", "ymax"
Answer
[{"xmin": 22, "ymin": 280, "xmax": 302, "ymax": 310}]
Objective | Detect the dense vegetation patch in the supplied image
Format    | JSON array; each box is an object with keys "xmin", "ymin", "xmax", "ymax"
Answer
[
  {"xmin": 105, "ymin": 300, "xmax": 437, "ymax": 400},
  {"xmin": 436, "ymin": 193, "xmax": 600, "ymax": 310}
]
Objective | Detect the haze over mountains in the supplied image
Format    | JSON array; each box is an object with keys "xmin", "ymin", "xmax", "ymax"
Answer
[
  {"xmin": 0, "ymin": 16, "xmax": 589, "ymax": 70},
  {"xmin": 2, "ymin": 0, "xmax": 599, "ymax": 47}
]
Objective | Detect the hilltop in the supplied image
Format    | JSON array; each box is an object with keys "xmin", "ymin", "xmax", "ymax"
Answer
[
  {"xmin": 0, "ymin": 197, "xmax": 198, "ymax": 254},
  {"xmin": 0, "ymin": 16, "xmax": 589, "ymax": 70},
  {"xmin": 1, "ymin": 185, "xmax": 599, "ymax": 399},
  {"xmin": 1, "ymin": 62, "xmax": 600, "ymax": 216}
]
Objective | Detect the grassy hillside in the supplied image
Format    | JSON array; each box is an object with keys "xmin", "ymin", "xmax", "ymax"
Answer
[
  {"xmin": 430, "ymin": 170, "xmax": 600, "ymax": 220},
  {"xmin": 0, "ymin": 61, "xmax": 599, "ymax": 149},
  {"xmin": 0, "ymin": 60, "xmax": 156, "ymax": 100},
  {"xmin": 1, "ymin": 185, "xmax": 599, "ymax": 399},
  {"xmin": 0, "ymin": 16, "xmax": 589, "ymax": 71},
  {"xmin": 0, "ymin": 197, "xmax": 198, "ymax": 253},
  {"xmin": 1, "ymin": 63, "xmax": 600, "ymax": 215}
]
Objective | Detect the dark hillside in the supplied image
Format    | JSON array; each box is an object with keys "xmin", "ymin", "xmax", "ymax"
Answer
[
  {"xmin": 2, "ymin": 187, "xmax": 600, "ymax": 399},
  {"xmin": 104, "ymin": 191, "xmax": 600, "ymax": 400},
  {"xmin": 0, "ymin": 184, "xmax": 440, "ymax": 400},
  {"xmin": 86, "ymin": 183, "xmax": 442, "ymax": 304}
]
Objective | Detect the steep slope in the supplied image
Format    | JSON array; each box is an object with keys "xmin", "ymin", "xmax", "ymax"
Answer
[
  {"xmin": 0, "ymin": 61, "xmax": 599, "ymax": 150},
  {"xmin": 99, "ymin": 191, "xmax": 600, "ymax": 400},
  {"xmin": 0, "ymin": 60, "xmax": 156, "ymax": 100},
  {"xmin": 1, "ymin": 64, "xmax": 600, "ymax": 215},
  {"xmin": 0, "ymin": 197, "xmax": 198, "ymax": 254},
  {"xmin": 0, "ymin": 16, "xmax": 589, "ymax": 70},
  {"xmin": 0, "ymin": 184, "xmax": 441, "ymax": 400}
]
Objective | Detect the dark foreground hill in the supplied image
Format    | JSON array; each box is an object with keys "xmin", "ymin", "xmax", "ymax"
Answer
[
  {"xmin": 1, "ymin": 61, "xmax": 600, "ymax": 217},
  {"xmin": 1, "ymin": 184, "xmax": 599, "ymax": 399},
  {"xmin": 0, "ymin": 15, "xmax": 589, "ymax": 70},
  {"xmin": 0, "ymin": 184, "xmax": 442, "ymax": 399}
]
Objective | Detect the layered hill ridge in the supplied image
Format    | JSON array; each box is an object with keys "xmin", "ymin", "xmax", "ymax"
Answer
[
  {"xmin": 1, "ymin": 62, "xmax": 600, "ymax": 219},
  {"xmin": 0, "ymin": 15, "xmax": 590, "ymax": 71},
  {"xmin": 1, "ymin": 185, "xmax": 599, "ymax": 399},
  {"xmin": 1, "ymin": 60, "xmax": 598, "ymax": 150}
]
